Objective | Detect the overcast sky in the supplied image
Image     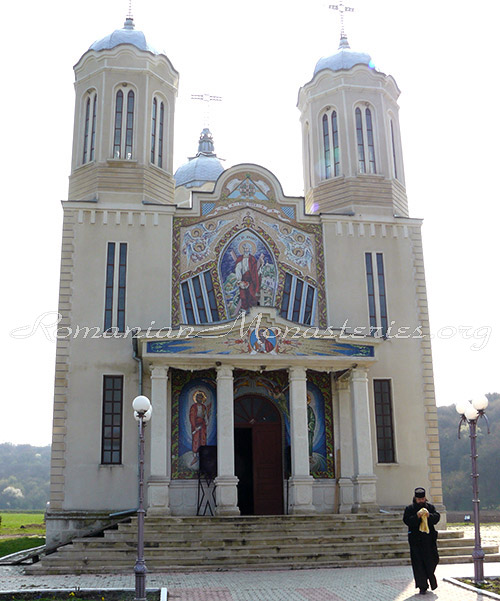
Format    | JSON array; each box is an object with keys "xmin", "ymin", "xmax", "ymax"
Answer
[{"xmin": 1, "ymin": 0, "xmax": 499, "ymax": 445}]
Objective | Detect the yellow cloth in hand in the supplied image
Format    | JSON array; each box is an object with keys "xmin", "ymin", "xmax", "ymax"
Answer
[{"xmin": 418, "ymin": 507, "xmax": 430, "ymax": 534}]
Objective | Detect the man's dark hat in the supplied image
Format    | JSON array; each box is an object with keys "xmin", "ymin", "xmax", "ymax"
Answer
[{"xmin": 414, "ymin": 487, "xmax": 426, "ymax": 498}]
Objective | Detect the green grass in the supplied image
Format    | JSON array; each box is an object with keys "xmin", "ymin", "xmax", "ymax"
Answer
[
  {"xmin": 0, "ymin": 535, "xmax": 45, "ymax": 557},
  {"xmin": 0, "ymin": 512, "xmax": 45, "ymax": 536}
]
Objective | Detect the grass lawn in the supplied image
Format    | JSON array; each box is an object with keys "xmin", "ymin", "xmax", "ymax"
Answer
[
  {"xmin": 0, "ymin": 512, "xmax": 45, "ymax": 558},
  {"xmin": 0, "ymin": 512, "xmax": 45, "ymax": 536}
]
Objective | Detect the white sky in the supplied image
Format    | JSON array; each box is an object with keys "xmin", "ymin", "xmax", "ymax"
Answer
[{"xmin": 1, "ymin": 0, "xmax": 499, "ymax": 445}]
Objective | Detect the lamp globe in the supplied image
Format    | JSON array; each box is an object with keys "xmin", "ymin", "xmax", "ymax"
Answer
[
  {"xmin": 132, "ymin": 395, "xmax": 151, "ymax": 413},
  {"xmin": 472, "ymin": 397, "xmax": 489, "ymax": 411}
]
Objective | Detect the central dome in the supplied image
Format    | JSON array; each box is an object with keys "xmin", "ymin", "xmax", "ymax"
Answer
[
  {"xmin": 175, "ymin": 129, "xmax": 224, "ymax": 189},
  {"xmin": 314, "ymin": 36, "xmax": 375, "ymax": 76},
  {"xmin": 89, "ymin": 17, "xmax": 162, "ymax": 55}
]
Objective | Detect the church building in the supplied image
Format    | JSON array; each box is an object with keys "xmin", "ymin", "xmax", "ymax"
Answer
[{"xmin": 47, "ymin": 13, "xmax": 444, "ymax": 546}]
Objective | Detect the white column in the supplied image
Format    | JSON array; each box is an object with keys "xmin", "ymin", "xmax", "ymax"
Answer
[
  {"xmin": 214, "ymin": 364, "xmax": 239, "ymax": 515},
  {"xmin": 350, "ymin": 367, "xmax": 378, "ymax": 512},
  {"xmin": 147, "ymin": 365, "xmax": 171, "ymax": 515},
  {"xmin": 288, "ymin": 366, "xmax": 315, "ymax": 514},
  {"xmin": 337, "ymin": 378, "xmax": 355, "ymax": 513}
]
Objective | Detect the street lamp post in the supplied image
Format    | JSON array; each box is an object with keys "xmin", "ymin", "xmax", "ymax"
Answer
[
  {"xmin": 455, "ymin": 397, "xmax": 490, "ymax": 584},
  {"xmin": 132, "ymin": 395, "xmax": 152, "ymax": 601}
]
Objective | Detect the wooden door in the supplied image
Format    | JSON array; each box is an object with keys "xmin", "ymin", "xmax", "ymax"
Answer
[{"xmin": 252, "ymin": 422, "xmax": 283, "ymax": 515}]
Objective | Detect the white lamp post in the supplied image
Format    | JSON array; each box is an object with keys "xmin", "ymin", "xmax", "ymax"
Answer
[
  {"xmin": 132, "ymin": 395, "xmax": 152, "ymax": 601},
  {"xmin": 455, "ymin": 397, "xmax": 490, "ymax": 583}
]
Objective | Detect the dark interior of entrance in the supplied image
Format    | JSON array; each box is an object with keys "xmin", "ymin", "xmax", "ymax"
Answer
[{"xmin": 234, "ymin": 395, "xmax": 284, "ymax": 515}]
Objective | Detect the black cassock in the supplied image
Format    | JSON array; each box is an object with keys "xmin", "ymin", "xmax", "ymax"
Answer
[{"xmin": 403, "ymin": 502, "xmax": 440, "ymax": 591}]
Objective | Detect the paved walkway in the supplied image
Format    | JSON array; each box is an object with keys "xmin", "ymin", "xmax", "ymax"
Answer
[{"xmin": 0, "ymin": 562, "xmax": 499, "ymax": 600}]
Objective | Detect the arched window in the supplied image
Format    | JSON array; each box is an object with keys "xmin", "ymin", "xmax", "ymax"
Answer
[
  {"xmin": 322, "ymin": 114, "xmax": 331, "ymax": 178},
  {"xmin": 390, "ymin": 119, "xmax": 398, "ymax": 179},
  {"xmin": 331, "ymin": 111, "xmax": 340, "ymax": 176},
  {"xmin": 322, "ymin": 109, "xmax": 340, "ymax": 179},
  {"xmin": 355, "ymin": 106, "xmax": 377, "ymax": 174},
  {"xmin": 113, "ymin": 88, "xmax": 135, "ymax": 159},
  {"xmin": 82, "ymin": 91, "xmax": 97, "ymax": 164},
  {"xmin": 150, "ymin": 97, "xmax": 165, "ymax": 168}
]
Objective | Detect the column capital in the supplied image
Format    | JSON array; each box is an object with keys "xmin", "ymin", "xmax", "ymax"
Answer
[
  {"xmin": 350, "ymin": 366, "xmax": 368, "ymax": 382},
  {"xmin": 216, "ymin": 364, "xmax": 234, "ymax": 379},
  {"xmin": 288, "ymin": 366, "xmax": 307, "ymax": 380},
  {"xmin": 149, "ymin": 365, "xmax": 169, "ymax": 379}
]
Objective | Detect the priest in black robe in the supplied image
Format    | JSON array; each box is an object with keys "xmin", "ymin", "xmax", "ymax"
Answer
[{"xmin": 403, "ymin": 487, "xmax": 440, "ymax": 594}]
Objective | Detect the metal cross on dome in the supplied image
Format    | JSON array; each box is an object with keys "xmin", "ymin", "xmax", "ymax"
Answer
[
  {"xmin": 329, "ymin": 1, "xmax": 355, "ymax": 39},
  {"xmin": 191, "ymin": 93, "xmax": 223, "ymax": 129}
]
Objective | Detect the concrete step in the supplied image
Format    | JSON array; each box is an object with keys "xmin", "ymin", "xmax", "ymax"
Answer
[{"xmin": 25, "ymin": 514, "xmax": 498, "ymax": 575}]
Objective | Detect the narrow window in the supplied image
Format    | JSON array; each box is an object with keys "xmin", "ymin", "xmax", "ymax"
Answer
[
  {"xmin": 376, "ymin": 253, "xmax": 388, "ymax": 336},
  {"xmin": 303, "ymin": 285, "xmax": 315, "ymax": 326},
  {"xmin": 203, "ymin": 271, "xmax": 219, "ymax": 322},
  {"xmin": 101, "ymin": 375, "xmax": 123, "ymax": 465},
  {"xmin": 322, "ymin": 114, "xmax": 331, "ymax": 178},
  {"xmin": 365, "ymin": 108, "xmax": 376, "ymax": 173},
  {"xmin": 291, "ymin": 279, "xmax": 304, "ymax": 322},
  {"xmin": 365, "ymin": 252, "xmax": 377, "ymax": 331},
  {"xmin": 125, "ymin": 91, "xmax": 135, "ymax": 159},
  {"xmin": 150, "ymin": 98, "xmax": 157, "ymax": 164},
  {"xmin": 331, "ymin": 111, "xmax": 340, "ymax": 176},
  {"xmin": 355, "ymin": 108, "xmax": 366, "ymax": 173},
  {"xmin": 280, "ymin": 273, "xmax": 293, "ymax": 319},
  {"xmin": 90, "ymin": 94, "xmax": 97, "ymax": 162},
  {"xmin": 113, "ymin": 91, "xmax": 123, "ymax": 158},
  {"xmin": 390, "ymin": 120, "xmax": 398, "ymax": 179},
  {"xmin": 373, "ymin": 379, "xmax": 395, "ymax": 463},
  {"xmin": 104, "ymin": 242, "xmax": 116, "ymax": 331},
  {"xmin": 158, "ymin": 102, "xmax": 164, "ymax": 168},
  {"xmin": 192, "ymin": 275, "xmax": 207, "ymax": 323},
  {"xmin": 117, "ymin": 243, "xmax": 127, "ymax": 332},
  {"xmin": 83, "ymin": 98, "xmax": 91, "ymax": 164},
  {"xmin": 181, "ymin": 282, "xmax": 195, "ymax": 324}
]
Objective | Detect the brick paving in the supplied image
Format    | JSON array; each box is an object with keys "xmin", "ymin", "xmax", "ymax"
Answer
[{"xmin": 0, "ymin": 562, "xmax": 499, "ymax": 600}]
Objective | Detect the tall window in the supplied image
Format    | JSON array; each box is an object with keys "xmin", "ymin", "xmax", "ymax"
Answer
[
  {"xmin": 104, "ymin": 242, "xmax": 128, "ymax": 332},
  {"xmin": 280, "ymin": 272, "xmax": 316, "ymax": 325},
  {"xmin": 322, "ymin": 110, "xmax": 340, "ymax": 179},
  {"xmin": 180, "ymin": 271, "xmax": 219, "ymax": 324},
  {"xmin": 355, "ymin": 106, "xmax": 377, "ymax": 174},
  {"xmin": 101, "ymin": 375, "xmax": 123, "ymax": 465},
  {"xmin": 373, "ymin": 379, "xmax": 395, "ymax": 463},
  {"xmin": 113, "ymin": 89, "xmax": 135, "ymax": 159},
  {"xmin": 82, "ymin": 92, "xmax": 97, "ymax": 164},
  {"xmin": 151, "ymin": 97, "xmax": 165, "ymax": 168},
  {"xmin": 365, "ymin": 252, "xmax": 388, "ymax": 336},
  {"xmin": 390, "ymin": 120, "xmax": 398, "ymax": 179}
]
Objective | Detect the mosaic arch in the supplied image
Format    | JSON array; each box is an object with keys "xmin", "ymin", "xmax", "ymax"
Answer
[
  {"xmin": 171, "ymin": 369, "xmax": 334, "ymax": 480},
  {"xmin": 219, "ymin": 229, "xmax": 278, "ymax": 319}
]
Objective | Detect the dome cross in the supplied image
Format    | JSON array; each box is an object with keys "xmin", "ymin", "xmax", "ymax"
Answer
[
  {"xmin": 329, "ymin": 2, "xmax": 355, "ymax": 41},
  {"xmin": 191, "ymin": 93, "xmax": 223, "ymax": 129}
]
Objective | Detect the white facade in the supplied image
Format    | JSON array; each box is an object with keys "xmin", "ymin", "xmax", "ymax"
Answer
[{"xmin": 46, "ymin": 21, "xmax": 444, "ymax": 546}]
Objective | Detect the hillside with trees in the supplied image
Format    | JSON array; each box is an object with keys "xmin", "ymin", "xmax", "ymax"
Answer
[
  {"xmin": 438, "ymin": 393, "xmax": 500, "ymax": 511},
  {"xmin": 0, "ymin": 443, "xmax": 50, "ymax": 510}
]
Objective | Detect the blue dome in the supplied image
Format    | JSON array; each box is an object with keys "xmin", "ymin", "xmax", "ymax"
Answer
[
  {"xmin": 175, "ymin": 129, "xmax": 224, "ymax": 188},
  {"xmin": 314, "ymin": 36, "xmax": 375, "ymax": 76},
  {"xmin": 89, "ymin": 17, "xmax": 161, "ymax": 55}
]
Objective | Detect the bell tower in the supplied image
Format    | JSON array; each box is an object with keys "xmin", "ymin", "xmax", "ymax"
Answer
[
  {"xmin": 298, "ymin": 29, "xmax": 408, "ymax": 217},
  {"xmin": 68, "ymin": 16, "xmax": 179, "ymax": 205}
]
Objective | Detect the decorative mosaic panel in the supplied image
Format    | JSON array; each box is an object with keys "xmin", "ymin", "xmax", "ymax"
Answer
[
  {"xmin": 170, "ymin": 368, "xmax": 334, "ymax": 480},
  {"xmin": 172, "ymin": 170, "xmax": 327, "ymax": 327}
]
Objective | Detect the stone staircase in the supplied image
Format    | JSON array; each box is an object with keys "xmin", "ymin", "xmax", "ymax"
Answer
[{"xmin": 26, "ymin": 513, "xmax": 500, "ymax": 574}]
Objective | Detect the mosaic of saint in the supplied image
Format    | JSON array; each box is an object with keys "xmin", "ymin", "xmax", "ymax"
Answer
[
  {"xmin": 172, "ymin": 370, "xmax": 217, "ymax": 476},
  {"xmin": 219, "ymin": 230, "xmax": 277, "ymax": 318}
]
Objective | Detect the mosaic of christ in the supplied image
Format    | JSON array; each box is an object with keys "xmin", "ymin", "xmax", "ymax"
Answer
[{"xmin": 219, "ymin": 231, "xmax": 277, "ymax": 318}]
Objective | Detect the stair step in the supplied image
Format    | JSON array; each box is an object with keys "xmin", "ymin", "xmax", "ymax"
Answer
[{"xmin": 26, "ymin": 514, "xmax": 499, "ymax": 575}]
